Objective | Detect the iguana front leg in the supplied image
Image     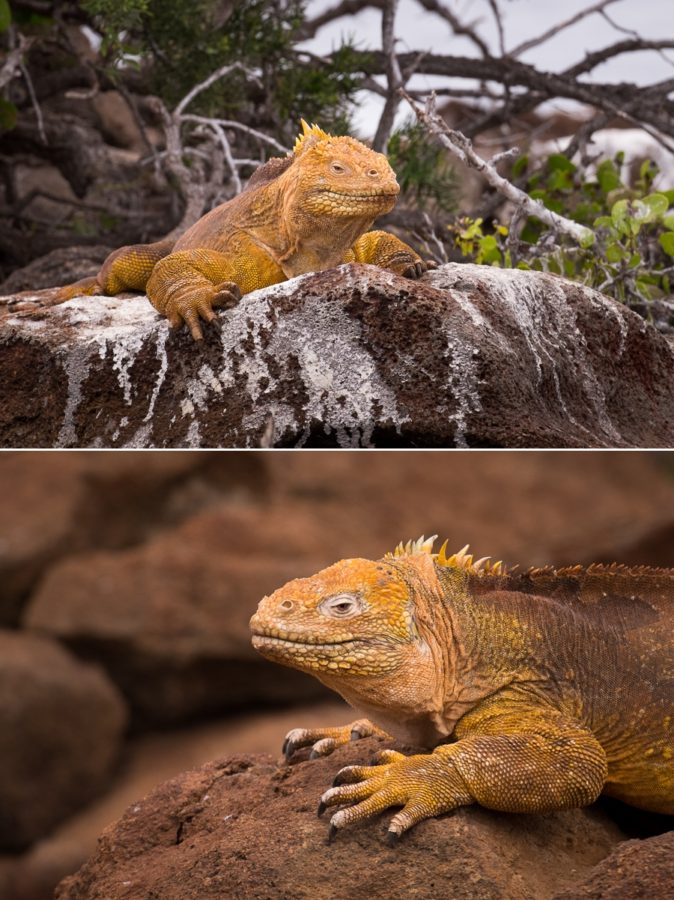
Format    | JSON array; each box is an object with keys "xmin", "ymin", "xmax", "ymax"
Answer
[
  {"xmin": 319, "ymin": 709, "xmax": 608, "ymax": 844},
  {"xmin": 282, "ymin": 719, "xmax": 390, "ymax": 761},
  {"xmin": 348, "ymin": 230, "xmax": 438, "ymax": 279},
  {"xmin": 146, "ymin": 240, "xmax": 285, "ymax": 340}
]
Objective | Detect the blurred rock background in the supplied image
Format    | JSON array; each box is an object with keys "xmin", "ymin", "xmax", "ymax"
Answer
[{"xmin": 0, "ymin": 449, "xmax": 673, "ymax": 899}]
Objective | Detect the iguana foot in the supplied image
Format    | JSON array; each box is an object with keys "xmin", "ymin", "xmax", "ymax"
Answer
[
  {"xmin": 402, "ymin": 259, "xmax": 438, "ymax": 279},
  {"xmin": 282, "ymin": 719, "xmax": 388, "ymax": 762},
  {"xmin": 318, "ymin": 749, "xmax": 472, "ymax": 843},
  {"xmin": 164, "ymin": 281, "xmax": 241, "ymax": 341}
]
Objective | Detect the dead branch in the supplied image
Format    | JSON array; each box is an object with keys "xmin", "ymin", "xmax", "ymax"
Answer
[
  {"xmin": 509, "ymin": 1, "xmax": 621, "ymax": 58},
  {"xmin": 415, "ymin": 1, "xmax": 490, "ymax": 58},
  {"xmin": 401, "ymin": 90, "xmax": 593, "ymax": 245},
  {"xmin": 372, "ymin": 0, "xmax": 404, "ymax": 152}
]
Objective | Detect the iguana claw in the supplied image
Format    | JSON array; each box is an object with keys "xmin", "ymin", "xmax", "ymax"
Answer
[
  {"xmin": 402, "ymin": 259, "xmax": 438, "ymax": 279},
  {"xmin": 281, "ymin": 719, "xmax": 388, "ymax": 762}
]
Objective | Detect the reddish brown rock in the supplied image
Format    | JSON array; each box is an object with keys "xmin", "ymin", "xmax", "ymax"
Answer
[
  {"xmin": 2, "ymin": 264, "xmax": 673, "ymax": 448},
  {"xmin": 555, "ymin": 831, "xmax": 674, "ymax": 899},
  {"xmin": 0, "ymin": 451, "xmax": 267, "ymax": 624},
  {"xmin": 23, "ymin": 505, "xmax": 344, "ymax": 726},
  {"xmin": 0, "ymin": 631, "xmax": 127, "ymax": 851},
  {"xmin": 55, "ymin": 740, "xmax": 628, "ymax": 900}
]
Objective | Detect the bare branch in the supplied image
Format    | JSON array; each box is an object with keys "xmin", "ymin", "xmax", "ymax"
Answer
[
  {"xmin": 299, "ymin": 0, "xmax": 386, "ymax": 40},
  {"xmin": 181, "ymin": 115, "xmax": 290, "ymax": 154},
  {"xmin": 415, "ymin": 0, "xmax": 490, "ymax": 58},
  {"xmin": 18, "ymin": 60, "xmax": 46, "ymax": 145},
  {"xmin": 372, "ymin": 0, "xmax": 404, "ymax": 151},
  {"xmin": 0, "ymin": 34, "xmax": 33, "ymax": 90},
  {"xmin": 564, "ymin": 39, "xmax": 674, "ymax": 78},
  {"xmin": 401, "ymin": 90, "xmax": 593, "ymax": 245},
  {"xmin": 486, "ymin": 0, "xmax": 505, "ymax": 57},
  {"xmin": 174, "ymin": 61, "xmax": 259, "ymax": 116},
  {"xmin": 509, "ymin": 1, "xmax": 621, "ymax": 59}
]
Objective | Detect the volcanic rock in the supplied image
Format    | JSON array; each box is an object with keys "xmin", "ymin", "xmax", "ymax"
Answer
[
  {"xmin": 0, "ymin": 631, "xmax": 127, "ymax": 851},
  {"xmin": 2, "ymin": 263, "xmax": 673, "ymax": 448},
  {"xmin": 54, "ymin": 740, "xmax": 629, "ymax": 900}
]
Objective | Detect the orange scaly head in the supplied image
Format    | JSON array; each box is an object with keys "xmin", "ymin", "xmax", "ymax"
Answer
[
  {"xmin": 250, "ymin": 556, "xmax": 418, "ymax": 678},
  {"xmin": 291, "ymin": 120, "xmax": 400, "ymax": 218}
]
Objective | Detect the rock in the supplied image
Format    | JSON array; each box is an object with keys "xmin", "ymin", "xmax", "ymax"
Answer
[
  {"xmin": 55, "ymin": 740, "xmax": 628, "ymax": 900},
  {"xmin": 0, "ymin": 631, "xmax": 127, "ymax": 851},
  {"xmin": 2, "ymin": 702, "xmax": 349, "ymax": 900},
  {"xmin": 0, "ymin": 451, "xmax": 267, "ymax": 624},
  {"xmin": 0, "ymin": 246, "xmax": 111, "ymax": 295},
  {"xmin": 23, "ymin": 505, "xmax": 344, "ymax": 726},
  {"xmin": 555, "ymin": 831, "xmax": 674, "ymax": 899},
  {"xmin": 1, "ymin": 263, "xmax": 673, "ymax": 448}
]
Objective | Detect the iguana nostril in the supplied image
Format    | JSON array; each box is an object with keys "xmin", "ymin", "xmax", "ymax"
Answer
[{"xmin": 280, "ymin": 599, "xmax": 294, "ymax": 612}]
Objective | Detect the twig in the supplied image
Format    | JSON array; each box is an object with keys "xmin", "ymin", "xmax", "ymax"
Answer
[
  {"xmin": 18, "ymin": 59, "xmax": 46, "ymax": 145},
  {"xmin": 489, "ymin": 146, "xmax": 519, "ymax": 167},
  {"xmin": 174, "ymin": 62, "xmax": 259, "ymax": 116},
  {"xmin": 415, "ymin": 0, "xmax": 490, "ymax": 58},
  {"xmin": 181, "ymin": 115, "xmax": 289, "ymax": 154},
  {"xmin": 372, "ymin": 0, "xmax": 404, "ymax": 151},
  {"xmin": 401, "ymin": 90, "xmax": 593, "ymax": 245},
  {"xmin": 510, "ymin": 1, "xmax": 621, "ymax": 58},
  {"xmin": 486, "ymin": 0, "xmax": 505, "ymax": 57},
  {"xmin": 0, "ymin": 34, "xmax": 33, "ymax": 90}
]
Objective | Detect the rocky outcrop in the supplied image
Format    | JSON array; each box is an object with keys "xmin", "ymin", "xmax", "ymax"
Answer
[
  {"xmin": 55, "ymin": 741, "xmax": 634, "ymax": 900},
  {"xmin": 557, "ymin": 831, "xmax": 674, "ymax": 899},
  {"xmin": 0, "ymin": 631, "xmax": 127, "ymax": 851},
  {"xmin": 2, "ymin": 264, "xmax": 673, "ymax": 448},
  {"xmin": 0, "ymin": 451, "xmax": 267, "ymax": 624},
  {"xmin": 23, "ymin": 505, "xmax": 339, "ymax": 726}
]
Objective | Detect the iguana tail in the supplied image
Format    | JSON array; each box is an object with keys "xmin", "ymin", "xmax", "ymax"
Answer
[{"xmin": 55, "ymin": 238, "xmax": 175, "ymax": 301}]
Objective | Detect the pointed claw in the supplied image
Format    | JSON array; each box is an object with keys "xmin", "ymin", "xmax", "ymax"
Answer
[
  {"xmin": 309, "ymin": 749, "xmax": 320, "ymax": 760},
  {"xmin": 282, "ymin": 737, "xmax": 289, "ymax": 756},
  {"xmin": 327, "ymin": 824, "xmax": 338, "ymax": 844},
  {"xmin": 317, "ymin": 800, "xmax": 327, "ymax": 817},
  {"xmin": 386, "ymin": 829, "xmax": 401, "ymax": 848}
]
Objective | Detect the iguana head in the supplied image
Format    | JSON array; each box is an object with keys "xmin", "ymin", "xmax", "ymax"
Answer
[
  {"xmin": 289, "ymin": 120, "xmax": 400, "ymax": 218},
  {"xmin": 250, "ymin": 536, "xmax": 503, "ymax": 680}
]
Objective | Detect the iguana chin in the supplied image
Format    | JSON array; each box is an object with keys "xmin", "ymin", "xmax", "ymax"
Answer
[
  {"xmin": 56, "ymin": 121, "xmax": 432, "ymax": 340},
  {"xmin": 250, "ymin": 537, "xmax": 674, "ymax": 844}
]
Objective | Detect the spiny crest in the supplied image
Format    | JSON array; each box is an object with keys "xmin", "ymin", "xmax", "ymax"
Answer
[
  {"xmin": 385, "ymin": 535, "xmax": 506, "ymax": 576},
  {"xmin": 293, "ymin": 119, "xmax": 332, "ymax": 154}
]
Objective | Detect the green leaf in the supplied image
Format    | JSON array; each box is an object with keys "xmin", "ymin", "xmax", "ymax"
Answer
[
  {"xmin": 593, "ymin": 215, "xmax": 613, "ymax": 229},
  {"xmin": 512, "ymin": 155, "xmax": 528, "ymax": 178},
  {"xmin": 659, "ymin": 232, "xmax": 674, "ymax": 256},
  {"xmin": 597, "ymin": 159, "xmax": 622, "ymax": 194},
  {"xmin": 547, "ymin": 153, "xmax": 576, "ymax": 174},
  {"xmin": 663, "ymin": 215, "xmax": 674, "ymax": 230},
  {"xmin": 611, "ymin": 198, "xmax": 629, "ymax": 226},
  {"xmin": 606, "ymin": 242, "xmax": 626, "ymax": 263},
  {"xmin": 579, "ymin": 229, "xmax": 596, "ymax": 248},
  {"xmin": 0, "ymin": 0, "xmax": 11, "ymax": 32},
  {"xmin": 0, "ymin": 97, "xmax": 17, "ymax": 130},
  {"xmin": 642, "ymin": 193, "xmax": 669, "ymax": 221},
  {"xmin": 628, "ymin": 253, "xmax": 641, "ymax": 268}
]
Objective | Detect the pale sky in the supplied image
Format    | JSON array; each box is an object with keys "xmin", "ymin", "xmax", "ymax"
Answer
[{"xmin": 301, "ymin": 0, "xmax": 674, "ymax": 137}]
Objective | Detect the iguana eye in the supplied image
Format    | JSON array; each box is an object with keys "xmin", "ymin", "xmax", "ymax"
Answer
[
  {"xmin": 330, "ymin": 162, "xmax": 346, "ymax": 174},
  {"xmin": 319, "ymin": 593, "xmax": 363, "ymax": 618}
]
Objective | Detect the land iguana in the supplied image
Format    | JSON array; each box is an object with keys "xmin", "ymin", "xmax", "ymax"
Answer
[
  {"xmin": 56, "ymin": 121, "xmax": 433, "ymax": 340},
  {"xmin": 250, "ymin": 537, "xmax": 674, "ymax": 844}
]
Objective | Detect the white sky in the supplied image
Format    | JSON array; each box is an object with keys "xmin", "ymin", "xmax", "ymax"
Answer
[{"xmin": 300, "ymin": 0, "xmax": 674, "ymax": 137}]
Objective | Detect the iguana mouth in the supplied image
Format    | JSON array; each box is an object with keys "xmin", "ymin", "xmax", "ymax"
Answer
[
  {"xmin": 251, "ymin": 629, "xmax": 358, "ymax": 648},
  {"xmin": 319, "ymin": 190, "xmax": 398, "ymax": 203}
]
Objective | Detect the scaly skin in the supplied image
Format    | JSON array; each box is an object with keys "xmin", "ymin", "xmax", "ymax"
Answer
[
  {"xmin": 250, "ymin": 537, "xmax": 674, "ymax": 844},
  {"xmin": 56, "ymin": 121, "xmax": 433, "ymax": 340}
]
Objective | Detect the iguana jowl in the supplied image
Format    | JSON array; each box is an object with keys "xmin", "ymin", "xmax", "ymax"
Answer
[
  {"xmin": 57, "ymin": 121, "xmax": 431, "ymax": 340},
  {"xmin": 250, "ymin": 537, "xmax": 674, "ymax": 843}
]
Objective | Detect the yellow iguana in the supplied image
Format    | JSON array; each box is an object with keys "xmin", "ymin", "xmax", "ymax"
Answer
[
  {"xmin": 250, "ymin": 537, "xmax": 674, "ymax": 844},
  {"xmin": 57, "ymin": 121, "xmax": 433, "ymax": 340}
]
